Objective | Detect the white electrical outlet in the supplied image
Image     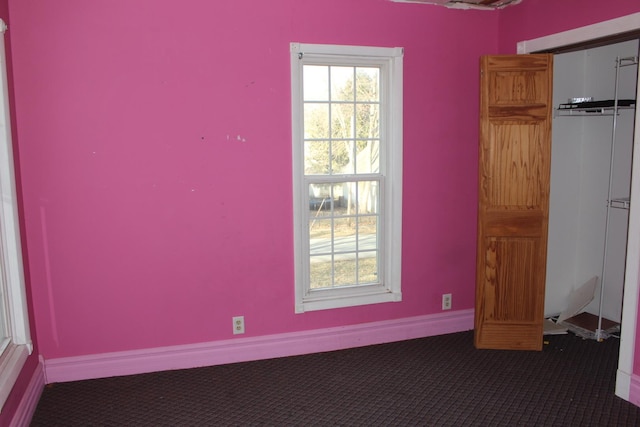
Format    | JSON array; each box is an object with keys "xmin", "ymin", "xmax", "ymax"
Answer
[
  {"xmin": 442, "ymin": 294, "xmax": 452, "ymax": 310},
  {"xmin": 232, "ymin": 316, "xmax": 245, "ymax": 334}
]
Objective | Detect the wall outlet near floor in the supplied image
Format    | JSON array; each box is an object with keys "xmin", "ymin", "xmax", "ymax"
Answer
[
  {"xmin": 232, "ymin": 316, "xmax": 245, "ymax": 334},
  {"xmin": 442, "ymin": 294, "xmax": 452, "ymax": 310}
]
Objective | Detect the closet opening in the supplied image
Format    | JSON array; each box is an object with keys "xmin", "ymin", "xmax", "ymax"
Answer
[
  {"xmin": 546, "ymin": 39, "xmax": 639, "ymax": 342},
  {"xmin": 518, "ymin": 12, "xmax": 640, "ymax": 401}
]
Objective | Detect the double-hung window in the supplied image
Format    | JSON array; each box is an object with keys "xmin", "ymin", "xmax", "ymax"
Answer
[{"xmin": 290, "ymin": 43, "xmax": 403, "ymax": 313}]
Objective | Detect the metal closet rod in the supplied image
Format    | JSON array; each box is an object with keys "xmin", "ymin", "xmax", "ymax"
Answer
[{"xmin": 596, "ymin": 55, "xmax": 638, "ymax": 341}]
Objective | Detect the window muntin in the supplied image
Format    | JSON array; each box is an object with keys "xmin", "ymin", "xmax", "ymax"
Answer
[{"xmin": 291, "ymin": 43, "xmax": 403, "ymax": 313}]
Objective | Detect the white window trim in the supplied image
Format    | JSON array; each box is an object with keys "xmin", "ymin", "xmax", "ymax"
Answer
[
  {"xmin": 0, "ymin": 19, "xmax": 33, "ymax": 412},
  {"xmin": 290, "ymin": 42, "xmax": 403, "ymax": 313}
]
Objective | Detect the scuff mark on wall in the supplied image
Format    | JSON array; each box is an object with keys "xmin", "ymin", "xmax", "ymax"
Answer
[
  {"xmin": 40, "ymin": 205, "xmax": 60, "ymax": 348},
  {"xmin": 225, "ymin": 134, "xmax": 247, "ymax": 142}
]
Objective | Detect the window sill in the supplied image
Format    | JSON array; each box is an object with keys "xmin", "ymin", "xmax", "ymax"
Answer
[{"xmin": 296, "ymin": 288, "xmax": 402, "ymax": 313}]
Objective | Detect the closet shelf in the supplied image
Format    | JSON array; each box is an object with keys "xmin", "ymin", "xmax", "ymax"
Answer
[{"xmin": 555, "ymin": 99, "xmax": 635, "ymax": 117}]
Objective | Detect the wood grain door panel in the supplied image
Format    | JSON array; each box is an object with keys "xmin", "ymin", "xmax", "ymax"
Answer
[
  {"xmin": 485, "ymin": 122, "xmax": 546, "ymax": 208},
  {"xmin": 475, "ymin": 54, "xmax": 553, "ymax": 351}
]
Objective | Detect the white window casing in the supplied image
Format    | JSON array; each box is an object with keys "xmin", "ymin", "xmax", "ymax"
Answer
[
  {"xmin": 0, "ymin": 19, "xmax": 33, "ymax": 412},
  {"xmin": 291, "ymin": 42, "xmax": 403, "ymax": 313}
]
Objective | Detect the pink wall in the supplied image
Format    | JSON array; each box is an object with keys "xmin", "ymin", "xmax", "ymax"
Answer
[
  {"xmin": 497, "ymin": 0, "xmax": 640, "ymax": 54},
  {"xmin": 5, "ymin": 0, "xmax": 640, "ymax": 369},
  {"xmin": 0, "ymin": 0, "xmax": 41, "ymax": 424},
  {"xmin": 7, "ymin": 0, "xmax": 497, "ymax": 360}
]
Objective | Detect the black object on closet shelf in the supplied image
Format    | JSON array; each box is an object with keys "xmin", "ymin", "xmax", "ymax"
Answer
[{"xmin": 558, "ymin": 99, "xmax": 636, "ymax": 110}]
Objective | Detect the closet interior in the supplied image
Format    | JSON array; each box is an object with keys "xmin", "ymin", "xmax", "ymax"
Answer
[{"xmin": 546, "ymin": 39, "xmax": 639, "ymax": 340}]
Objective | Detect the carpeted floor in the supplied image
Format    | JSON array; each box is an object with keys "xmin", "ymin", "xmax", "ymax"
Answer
[{"xmin": 30, "ymin": 331, "xmax": 640, "ymax": 426}]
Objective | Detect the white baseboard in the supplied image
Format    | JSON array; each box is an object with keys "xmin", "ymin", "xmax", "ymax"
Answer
[
  {"xmin": 44, "ymin": 309, "xmax": 474, "ymax": 384},
  {"xmin": 616, "ymin": 368, "xmax": 631, "ymax": 401},
  {"xmin": 10, "ymin": 357, "xmax": 45, "ymax": 427},
  {"xmin": 628, "ymin": 372, "xmax": 640, "ymax": 408}
]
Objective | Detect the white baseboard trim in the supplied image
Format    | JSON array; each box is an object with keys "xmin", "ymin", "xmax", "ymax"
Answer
[
  {"xmin": 628, "ymin": 372, "xmax": 640, "ymax": 408},
  {"xmin": 10, "ymin": 357, "xmax": 45, "ymax": 427},
  {"xmin": 44, "ymin": 309, "xmax": 474, "ymax": 384},
  {"xmin": 616, "ymin": 368, "xmax": 632, "ymax": 401}
]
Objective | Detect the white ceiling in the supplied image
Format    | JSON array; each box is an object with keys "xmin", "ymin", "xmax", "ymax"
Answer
[{"xmin": 391, "ymin": 0, "xmax": 522, "ymax": 10}]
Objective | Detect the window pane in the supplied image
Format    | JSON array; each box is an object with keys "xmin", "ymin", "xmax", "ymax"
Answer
[
  {"xmin": 331, "ymin": 103, "xmax": 354, "ymax": 139},
  {"xmin": 358, "ymin": 216, "xmax": 377, "ymax": 249},
  {"xmin": 331, "ymin": 66, "xmax": 354, "ymax": 102},
  {"xmin": 304, "ymin": 103, "xmax": 329, "ymax": 139},
  {"xmin": 333, "ymin": 256, "xmax": 357, "ymax": 287},
  {"xmin": 355, "ymin": 141, "xmax": 379, "ymax": 174},
  {"xmin": 330, "ymin": 183, "xmax": 346, "ymax": 211},
  {"xmin": 333, "ymin": 217, "xmax": 356, "ymax": 254},
  {"xmin": 358, "ymin": 253, "xmax": 378, "ymax": 284},
  {"xmin": 331, "ymin": 140, "xmax": 353, "ymax": 175},
  {"xmin": 355, "ymin": 181, "xmax": 379, "ymax": 214},
  {"xmin": 310, "ymin": 257, "xmax": 333, "ymax": 289},
  {"xmin": 304, "ymin": 141, "xmax": 330, "ymax": 175},
  {"xmin": 303, "ymin": 65, "xmax": 329, "ymax": 101},
  {"xmin": 356, "ymin": 103, "xmax": 379, "ymax": 139},
  {"xmin": 355, "ymin": 68, "xmax": 380, "ymax": 102},
  {"xmin": 309, "ymin": 218, "xmax": 332, "ymax": 254},
  {"xmin": 309, "ymin": 185, "xmax": 334, "ymax": 214}
]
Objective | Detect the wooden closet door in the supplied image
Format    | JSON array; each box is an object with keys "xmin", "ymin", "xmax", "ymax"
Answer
[{"xmin": 475, "ymin": 54, "xmax": 553, "ymax": 351}]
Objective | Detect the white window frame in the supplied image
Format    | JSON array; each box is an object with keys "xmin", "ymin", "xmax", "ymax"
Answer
[
  {"xmin": 0, "ymin": 20, "xmax": 33, "ymax": 412},
  {"xmin": 290, "ymin": 42, "xmax": 403, "ymax": 313}
]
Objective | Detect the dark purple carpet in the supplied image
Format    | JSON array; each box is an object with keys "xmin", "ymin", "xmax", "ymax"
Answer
[{"xmin": 30, "ymin": 331, "xmax": 640, "ymax": 426}]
